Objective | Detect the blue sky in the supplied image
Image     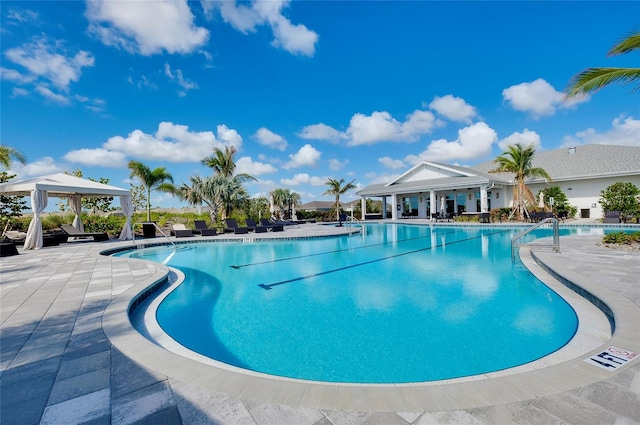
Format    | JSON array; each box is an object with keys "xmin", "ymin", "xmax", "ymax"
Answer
[{"xmin": 2, "ymin": 1, "xmax": 638, "ymax": 209}]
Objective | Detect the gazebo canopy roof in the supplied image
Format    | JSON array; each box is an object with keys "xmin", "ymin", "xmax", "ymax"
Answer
[{"xmin": 0, "ymin": 173, "xmax": 130, "ymax": 198}]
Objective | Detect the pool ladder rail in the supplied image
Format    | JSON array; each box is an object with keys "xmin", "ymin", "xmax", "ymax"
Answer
[
  {"xmin": 511, "ymin": 217, "xmax": 560, "ymax": 262},
  {"xmin": 132, "ymin": 222, "xmax": 176, "ymax": 249}
]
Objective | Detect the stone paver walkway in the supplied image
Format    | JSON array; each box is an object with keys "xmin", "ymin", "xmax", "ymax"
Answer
[{"xmin": 1, "ymin": 222, "xmax": 638, "ymax": 425}]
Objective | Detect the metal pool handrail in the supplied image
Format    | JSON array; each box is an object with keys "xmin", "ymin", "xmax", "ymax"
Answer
[
  {"xmin": 511, "ymin": 217, "xmax": 560, "ymax": 262},
  {"xmin": 132, "ymin": 222, "xmax": 176, "ymax": 248}
]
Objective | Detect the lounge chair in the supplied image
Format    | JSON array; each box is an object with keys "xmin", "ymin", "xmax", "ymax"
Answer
[
  {"xmin": 556, "ymin": 211, "xmax": 568, "ymax": 222},
  {"xmin": 603, "ymin": 211, "xmax": 621, "ymax": 224},
  {"xmin": 2, "ymin": 230, "xmax": 27, "ymax": 245},
  {"xmin": 224, "ymin": 219, "xmax": 249, "ymax": 234},
  {"xmin": 259, "ymin": 218, "xmax": 284, "ymax": 232},
  {"xmin": 171, "ymin": 223, "xmax": 194, "ymax": 238},
  {"xmin": 0, "ymin": 240, "xmax": 19, "ymax": 257},
  {"xmin": 194, "ymin": 220, "xmax": 218, "ymax": 236},
  {"xmin": 60, "ymin": 224, "xmax": 109, "ymax": 242},
  {"xmin": 245, "ymin": 218, "xmax": 268, "ymax": 233}
]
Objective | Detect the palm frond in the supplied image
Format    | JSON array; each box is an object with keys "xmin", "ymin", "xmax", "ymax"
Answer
[
  {"xmin": 565, "ymin": 67, "xmax": 640, "ymax": 97},
  {"xmin": 608, "ymin": 32, "xmax": 640, "ymax": 56}
]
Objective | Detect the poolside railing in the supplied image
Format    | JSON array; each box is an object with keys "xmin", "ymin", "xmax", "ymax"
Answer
[
  {"xmin": 511, "ymin": 217, "xmax": 560, "ymax": 262},
  {"xmin": 132, "ymin": 222, "xmax": 176, "ymax": 248}
]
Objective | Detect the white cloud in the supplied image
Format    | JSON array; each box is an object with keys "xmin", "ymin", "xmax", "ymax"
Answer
[
  {"xmin": 280, "ymin": 173, "xmax": 326, "ymax": 186},
  {"xmin": 254, "ymin": 127, "xmax": 288, "ymax": 150},
  {"xmin": 12, "ymin": 157, "xmax": 62, "ymax": 178},
  {"xmin": 280, "ymin": 173, "xmax": 311, "ymax": 186},
  {"xmin": 64, "ymin": 148, "xmax": 127, "ymax": 167},
  {"xmin": 378, "ymin": 156, "xmax": 405, "ymax": 169},
  {"xmin": 68, "ymin": 122, "xmax": 238, "ymax": 164},
  {"xmin": 203, "ymin": 0, "xmax": 318, "ymax": 56},
  {"xmin": 346, "ymin": 110, "xmax": 438, "ymax": 146},
  {"xmin": 283, "ymin": 144, "xmax": 321, "ymax": 169},
  {"xmin": 11, "ymin": 87, "xmax": 29, "ymax": 97},
  {"xmin": 128, "ymin": 74, "xmax": 158, "ymax": 90},
  {"xmin": 86, "ymin": 0, "xmax": 209, "ymax": 55},
  {"xmin": 561, "ymin": 115, "xmax": 640, "ymax": 147},
  {"xmin": 428, "ymin": 95, "xmax": 477, "ymax": 123},
  {"xmin": 6, "ymin": 8, "xmax": 39, "ymax": 24},
  {"xmin": 235, "ymin": 156, "xmax": 277, "ymax": 176},
  {"xmin": 268, "ymin": 12, "xmax": 318, "ymax": 57},
  {"xmin": 502, "ymin": 78, "xmax": 589, "ymax": 119},
  {"xmin": 498, "ymin": 129, "xmax": 542, "ymax": 150},
  {"xmin": 365, "ymin": 171, "xmax": 402, "ymax": 185},
  {"xmin": 215, "ymin": 124, "xmax": 243, "ymax": 147},
  {"xmin": 405, "ymin": 122, "xmax": 498, "ymax": 164},
  {"xmin": 34, "ymin": 86, "xmax": 70, "ymax": 104},
  {"xmin": 329, "ymin": 158, "xmax": 348, "ymax": 171},
  {"xmin": 4, "ymin": 36, "xmax": 94, "ymax": 90},
  {"xmin": 0, "ymin": 67, "xmax": 36, "ymax": 84},
  {"xmin": 164, "ymin": 63, "xmax": 198, "ymax": 96},
  {"xmin": 298, "ymin": 123, "xmax": 344, "ymax": 143}
]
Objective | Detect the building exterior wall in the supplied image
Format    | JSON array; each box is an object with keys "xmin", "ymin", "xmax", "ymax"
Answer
[{"xmin": 528, "ymin": 176, "xmax": 640, "ymax": 219}]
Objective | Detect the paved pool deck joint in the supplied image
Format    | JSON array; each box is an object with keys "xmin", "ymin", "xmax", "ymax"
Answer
[{"xmin": 1, "ymin": 220, "xmax": 639, "ymax": 425}]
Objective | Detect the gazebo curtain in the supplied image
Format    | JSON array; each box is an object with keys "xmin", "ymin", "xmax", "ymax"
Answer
[
  {"xmin": 119, "ymin": 194, "xmax": 133, "ymax": 240},
  {"xmin": 70, "ymin": 194, "xmax": 85, "ymax": 233},
  {"xmin": 23, "ymin": 189, "xmax": 48, "ymax": 250}
]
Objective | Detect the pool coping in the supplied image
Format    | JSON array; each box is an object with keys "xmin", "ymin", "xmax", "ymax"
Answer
[{"xmin": 102, "ymin": 230, "xmax": 640, "ymax": 412}]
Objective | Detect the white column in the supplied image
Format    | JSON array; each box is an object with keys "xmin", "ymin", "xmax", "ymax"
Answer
[
  {"xmin": 480, "ymin": 185, "xmax": 488, "ymax": 213},
  {"xmin": 360, "ymin": 197, "xmax": 366, "ymax": 220},
  {"xmin": 391, "ymin": 195, "xmax": 398, "ymax": 220},
  {"xmin": 429, "ymin": 190, "xmax": 436, "ymax": 219}
]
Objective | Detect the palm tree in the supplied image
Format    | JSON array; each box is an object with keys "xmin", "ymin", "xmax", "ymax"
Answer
[
  {"xmin": 127, "ymin": 161, "xmax": 175, "ymax": 222},
  {"xmin": 489, "ymin": 144, "xmax": 552, "ymax": 221},
  {"xmin": 0, "ymin": 145, "xmax": 27, "ymax": 169},
  {"xmin": 178, "ymin": 174, "xmax": 249, "ymax": 222},
  {"xmin": 565, "ymin": 31, "xmax": 640, "ymax": 97},
  {"xmin": 323, "ymin": 178, "xmax": 357, "ymax": 221},
  {"xmin": 202, "ymin": 146, "xmax": 255, "ymax": 182},
  {"xmin": 269, "ymin": 188, "xmax": 300, "ymax": 220},
  {"xmin": 200, "ymin": 146, "xmax": 256, "ymax": 219}
]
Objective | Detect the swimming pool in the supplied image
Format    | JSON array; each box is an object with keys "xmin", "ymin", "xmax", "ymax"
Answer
[{"xmin": 118, "ymin": 223, "xmax": 594, "ymax": 383}]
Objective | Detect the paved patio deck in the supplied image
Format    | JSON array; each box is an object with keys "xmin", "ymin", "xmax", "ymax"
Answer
[{"xmin": 1, "ymin": 222, "xmax": 639, "ymax": 425}]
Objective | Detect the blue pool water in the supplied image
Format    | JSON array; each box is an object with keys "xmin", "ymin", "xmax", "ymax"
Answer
[{"xmin": 117, "ymin": 224, "xmax": 601, "ymax": 383}]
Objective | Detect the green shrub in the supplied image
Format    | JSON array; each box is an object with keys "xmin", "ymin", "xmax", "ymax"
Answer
[
  {"xmin": 42, "ymin": 214, "xmax": 75, "ymax": 231},
  {"xmin": 602, "ymin": 231, "xmax": 640, "ymax": 245},
  {"xmin": 490, "ymin": 208, "xmax": 511, "ymax": 222},
  {"xmin": 84, "ymin": 214, "xmax": 126, "ymax": 236}
]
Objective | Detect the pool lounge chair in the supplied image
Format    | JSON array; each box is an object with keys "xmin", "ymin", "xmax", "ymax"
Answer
[
  {"xmin": 245, "ymin": 218, "xmax": 268, "ymax": 233},
  {"xmin": 193, "ymin": 220, "xmax": 218, "ymax": 236},
  {"xmin": 224, "ymin": 219, "xmax": 249, "ymax": 234},
  {"xmin": 2, "ymin": 230, "xmax": 27, "ymax": 245},
  {"xmin": 60, "ymin": 224, "xmax": 109, "ymax": 242},
  {"xmin": 259, "ymin": 218, "xmax": 284, "ymax": 232},
  {"xmin": 171, "ymin": 223, "xmax": 194, "ymax": 238}
]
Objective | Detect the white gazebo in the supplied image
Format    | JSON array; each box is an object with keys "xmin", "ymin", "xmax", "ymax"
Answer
[{"xmin": 0, "ymin": 173, "xmax": 133, "ymax": 250}]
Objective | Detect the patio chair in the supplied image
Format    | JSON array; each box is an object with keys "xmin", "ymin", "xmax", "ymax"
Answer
[
  {"xmin": 60, "ymin": 224, "xmax": 109, "ymax": 242},
  {"xmin": 194, "ymin": 220, "xmax": 218, "ymax": 236},
  {"xmin": 245, "ymin": 218, "xmax": 268, "ymax": 233},
  {"xmin": 603, "ymin": 211, "xmax": 621, "ymax": 224},
  {"xmin": 170, "ymin": 223, "xmax": 194, "ymax": 238},
  {"xmin": 2, "ymin": 230, "xmax": 27, "ymax": 245},
  {"xmin": 224, "ymin": 219, "xmax": 249, "ymax": 234},
  {"xmin": 0, "ymin": 240, "xmax": 19, "ymax": 257},
  {"xmin": 479, "ymin": 212, "xmax": 491, "ymax": 223},
  {"xmin": 259, "ymin": 218, "xmax": 284, "ymax": 232}
]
